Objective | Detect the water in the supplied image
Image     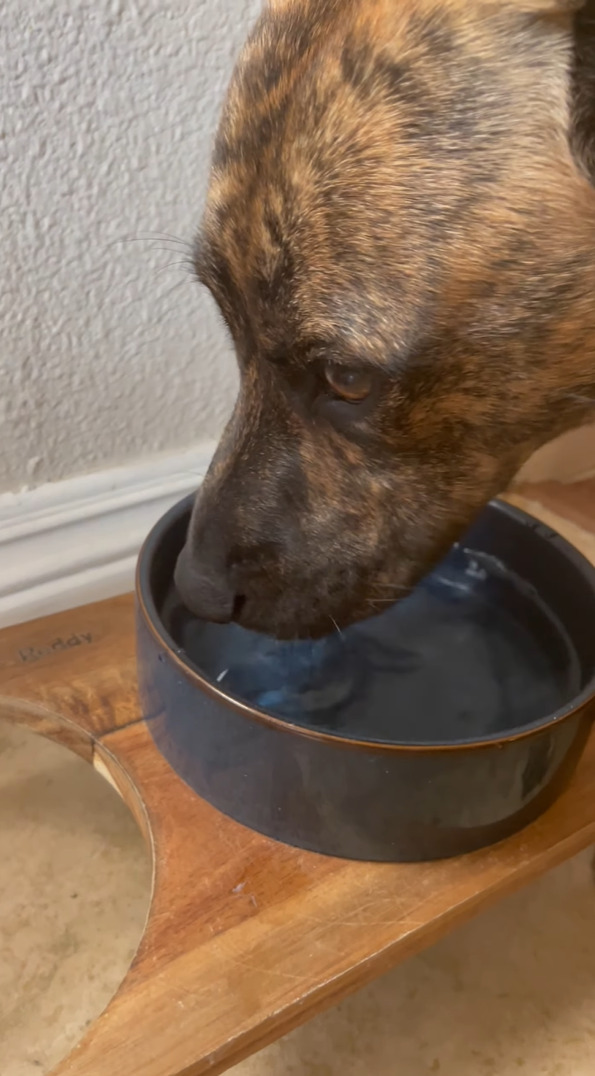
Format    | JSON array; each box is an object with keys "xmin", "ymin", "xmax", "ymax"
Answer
[{"xmin": 160, "ymin": 545, "xmax": 580, "ymax": 745}]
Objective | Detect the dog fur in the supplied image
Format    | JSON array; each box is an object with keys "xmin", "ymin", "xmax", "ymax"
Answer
[{"xmin": 176, "ymin": 0, "xmax": 595, "ymax": 638}]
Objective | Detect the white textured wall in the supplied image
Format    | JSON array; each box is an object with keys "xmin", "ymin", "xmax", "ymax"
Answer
[
  {"xmin": 2, "ymin": 2, "xmax": 593, "ymax": 497},
  {"xmin": 1, "ymin": 0, "xmax": 261, "ymax": 494}
]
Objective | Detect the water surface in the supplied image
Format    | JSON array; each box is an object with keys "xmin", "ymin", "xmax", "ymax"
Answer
[{"xmin": 161, "ymin": 545, "xmax": 579, "ymax": 744}]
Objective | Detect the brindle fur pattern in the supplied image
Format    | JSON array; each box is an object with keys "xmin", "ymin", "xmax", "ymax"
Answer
[{"xmin": 184, "ymin": 0, "xmax": 595, "ymax": 638}]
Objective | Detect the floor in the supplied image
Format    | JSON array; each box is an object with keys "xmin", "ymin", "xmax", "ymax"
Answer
[
  {"xmin": 0, "ymin": 720, "xmax": 151, "ymax": 1076},
  {"xmin": 1, "ymin": 720, "xmax": 595, "ymax": 1076}
]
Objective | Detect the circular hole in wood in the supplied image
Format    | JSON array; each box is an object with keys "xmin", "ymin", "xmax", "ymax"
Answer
[{"xmin": 0, "ymin": 717, "xmax": 152, "ymax": 1075}]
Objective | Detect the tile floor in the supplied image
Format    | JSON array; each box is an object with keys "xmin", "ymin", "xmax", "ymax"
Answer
[{"xmin": 2, "ymin": 718, "xmax": 595, "ymax": 1076}]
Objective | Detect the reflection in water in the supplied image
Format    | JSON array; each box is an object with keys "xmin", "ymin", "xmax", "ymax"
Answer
[{"xmin": 162, "ymin": 546, "xmax": 579, "ymax": 745}]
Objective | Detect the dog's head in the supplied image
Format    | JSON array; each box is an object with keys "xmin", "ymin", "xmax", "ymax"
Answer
[{"xmin": 176, "ymin": 0, "xmax": 595, "ymax": 638}]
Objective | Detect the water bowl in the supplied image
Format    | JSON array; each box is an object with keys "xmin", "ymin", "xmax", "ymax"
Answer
[{"xmin": 136, "ymin": 497, "xmax": 595, "ymax": 861}]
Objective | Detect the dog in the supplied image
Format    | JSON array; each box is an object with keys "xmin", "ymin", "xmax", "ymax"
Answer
[{"xmin": 175, "ymin": 0, "xmax": 595, "ymax": 639}]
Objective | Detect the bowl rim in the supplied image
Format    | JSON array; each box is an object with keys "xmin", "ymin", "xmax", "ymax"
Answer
[{"xmin": 136, "ymin": 495, "xmax": 595, "ymax": 754}]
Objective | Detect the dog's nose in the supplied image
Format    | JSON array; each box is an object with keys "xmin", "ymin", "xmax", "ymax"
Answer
[{"xmin": 174, "ymin": 544, "xmax": 236, "ymax": 624}]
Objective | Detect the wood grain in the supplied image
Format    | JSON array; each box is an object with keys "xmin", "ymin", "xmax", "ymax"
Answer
[
  {"xmin": 513, "ymin": 478, "xmax": 595, "ymax": 536},
  {"xmin": 0, "ymin": 698, "xmax": 95, "ymax": 764},
  {"xmin": 0, "ymin": 595, "xmax": 138, "ymax": 736},
  {"xmin": 78, "ymin": 721, "xmax": 595, "ymax": 1076},
  {"xmin": 0, "ymin": 482, "xmax": 593, "ymax": 1076}
]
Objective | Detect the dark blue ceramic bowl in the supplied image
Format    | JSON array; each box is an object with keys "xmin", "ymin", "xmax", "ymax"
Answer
[{"xmin": 136, "ymin": 497, "xmax": 595, "ymax": 862}]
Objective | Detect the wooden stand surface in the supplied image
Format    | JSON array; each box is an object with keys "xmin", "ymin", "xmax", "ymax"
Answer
[{"xmin": 1, "ymin": 484, "xmax": 594, "ymax": 1076}]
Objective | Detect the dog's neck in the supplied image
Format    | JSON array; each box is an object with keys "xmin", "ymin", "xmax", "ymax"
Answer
[{"xmin": 571, "ymin": 0, "xmax": 595, "ymax": 184}]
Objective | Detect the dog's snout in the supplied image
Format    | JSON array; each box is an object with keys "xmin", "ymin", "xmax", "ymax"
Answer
[{"xmin": 174, "ymin": 543, "xmax": 237, "ymax": 624}]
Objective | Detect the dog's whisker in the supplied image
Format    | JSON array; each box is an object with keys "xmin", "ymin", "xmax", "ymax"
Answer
[
  {"xmin": 149, "ymin": 245, "xmax": 195, "ymax": 259},
  {"xmin": 329, "ymin": 616, "xmax": 344, "ymax": 638},
  {"xmin": 563, "ymin": 394, "xmax": 595, "ymax": 407},
  {"xmin": 148, "ymin": 231, "xmax": 192, "ymax": 246},
  {"xmin": 128, "ymin": 240, "xmax": 190, "ymax": 253},
  {"xmin": 154, "ymin": 260, "xmax": 196, "ymax": 277},
  {"xmin": 373, "ymin": 583, "xmax": 409, "ymax": 590},
  {"xmin": 155, "ymin": 275, "xmax": 195, "ymax": 304},
  {"xmin": 114, "ymin": 231, "xmax": 193, "ymax": 249}
]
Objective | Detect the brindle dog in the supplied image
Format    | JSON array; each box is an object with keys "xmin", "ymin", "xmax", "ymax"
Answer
[{"xmin": 175, "ymin": 0, "xmax": 595, "ymax": 639}]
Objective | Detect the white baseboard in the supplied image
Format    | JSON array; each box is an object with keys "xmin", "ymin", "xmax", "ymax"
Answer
[{"xmin": 0, "ymin": 444, "xmax": 215, "ymax": 629}]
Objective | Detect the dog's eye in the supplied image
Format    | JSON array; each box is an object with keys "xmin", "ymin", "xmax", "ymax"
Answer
[{"xmin": 323, "ymin": 362, "xmax": 373, "ymax": 403}]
